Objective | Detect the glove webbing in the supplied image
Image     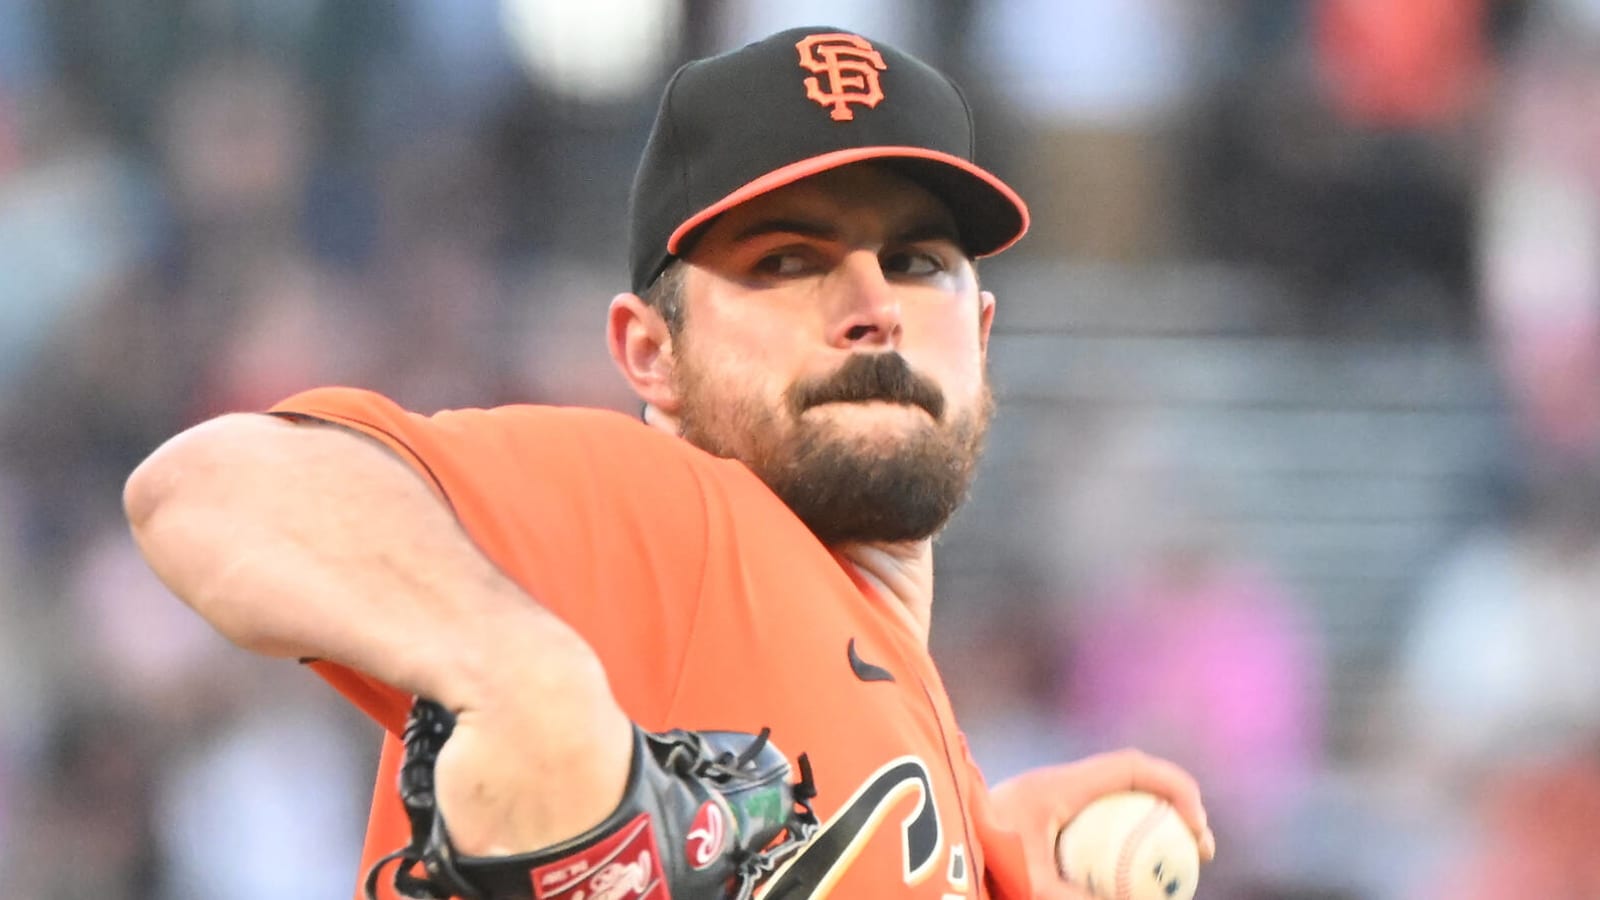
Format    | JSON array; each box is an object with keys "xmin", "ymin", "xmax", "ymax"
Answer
[{"xmin": 365, "ymin": 699, "xmax": 472, "ymax": 899}]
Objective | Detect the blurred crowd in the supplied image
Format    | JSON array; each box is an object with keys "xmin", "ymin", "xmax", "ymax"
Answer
[{"xmin": 1, "ymin": 1, "xmax": 1598, "ymax": 898}]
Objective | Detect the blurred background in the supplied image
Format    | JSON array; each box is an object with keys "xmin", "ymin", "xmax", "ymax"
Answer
[{"xmin": 1, "ymin": 0, "xmax": 1598, "ymax": 897}]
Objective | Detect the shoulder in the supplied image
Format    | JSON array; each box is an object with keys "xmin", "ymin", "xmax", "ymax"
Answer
[
  {"xmin": 441, "ymin": 404, "xmax": 727, "ymax": 475},
  {"xmin": 273, "ymin": 387, "xmax": 660, "ymax": 448},
  {"xmin": 270, "ymin": 386, "xmax": 739, "ymax": 482},
  {"xmin": 453, "ymin": 403, "xmax": 673, "ymax": 445}
]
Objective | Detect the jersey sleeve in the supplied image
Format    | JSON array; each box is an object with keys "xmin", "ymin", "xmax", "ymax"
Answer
[{"xmin": 268, "ymin": 386, "xmax": 714, "ymax": 732}]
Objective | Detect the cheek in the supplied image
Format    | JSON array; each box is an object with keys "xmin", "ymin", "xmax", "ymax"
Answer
[
  {"xmin": 909, "ymin": 311, "xmax": 988, "ymax": 394},
  {"xmin": 678, "ymin": 339, "xmax": 787, "ymax": 423},
  {"xmin": 942, "ymin": 360, "xmax": 988, "ymax": 410},
  {"xmin": 687, "ymin": 321, "xmax": 810, "ymax": 404}
]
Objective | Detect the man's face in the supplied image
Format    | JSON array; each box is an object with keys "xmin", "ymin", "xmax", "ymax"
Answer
[{"xmin": 664, "ymin": 164, "xmax": 996, "ymax": 544}]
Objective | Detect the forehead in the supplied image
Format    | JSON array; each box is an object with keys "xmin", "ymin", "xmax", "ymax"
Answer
[{"xmin": 689, "ymin": 163, "xmax": 959, "ymax": 249}]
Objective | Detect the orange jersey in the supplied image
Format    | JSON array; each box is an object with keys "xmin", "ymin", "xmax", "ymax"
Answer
[{"xmin": 269, "ymin": 386, "xmax": 1032, "ymax": 900}]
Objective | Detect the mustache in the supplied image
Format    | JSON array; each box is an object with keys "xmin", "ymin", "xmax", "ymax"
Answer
[{"xmin": 787, "ymin": 353, "xmax": 946, "ymax": 421}]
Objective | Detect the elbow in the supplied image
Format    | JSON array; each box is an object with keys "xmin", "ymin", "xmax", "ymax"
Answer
[
  {"xmin": 123, "ymin": 414, "xmax": 243, "ymax": 534},
  {"xmin": 122, "ymin": 414, "xmax": 242, "ymax": 589},
  {"xmin": 124, "ymin": 438, "xmax": 177, "ymax": 535},
  {"xmin": 122, "ymin": 415, "xmax": 283, "ymax": 653}
]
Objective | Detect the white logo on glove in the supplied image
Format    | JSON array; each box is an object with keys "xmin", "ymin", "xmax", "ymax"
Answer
[
  {"xmin": 685, "ymin": 802, "xmax": 727, "ymax": 869},
  {"xmin": 572, "ymin": 851, "xmax": 653, "ymax": 900}
]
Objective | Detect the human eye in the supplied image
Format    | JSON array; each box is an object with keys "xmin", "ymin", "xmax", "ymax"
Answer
[
  {"xmin": 881, "ymin": 247, "xmax": 948, "ymax": 278},
  {"xmin": 752, "ymin": 249, "xmax": 816, "ymax": 278}
]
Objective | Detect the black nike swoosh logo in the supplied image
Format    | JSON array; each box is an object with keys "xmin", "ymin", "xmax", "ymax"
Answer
[{"xmin": 847, "ymin": 638, "xmax": 895, "ymax": 683}]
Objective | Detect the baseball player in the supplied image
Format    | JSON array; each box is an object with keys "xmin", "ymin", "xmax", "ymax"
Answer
[{"xmin": 125, "ymin": 26, "xmax": 1216, "ymax": 900}]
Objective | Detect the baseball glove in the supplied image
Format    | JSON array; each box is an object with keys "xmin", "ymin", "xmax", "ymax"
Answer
[{"xmin": 365, "ymin": 698, "xmax": 819, "ymax": 900}]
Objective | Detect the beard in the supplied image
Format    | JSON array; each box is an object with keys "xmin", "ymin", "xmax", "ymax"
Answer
[{"xmin": 674, "ymin": 350, "xmax": 993, "ymax": 545}]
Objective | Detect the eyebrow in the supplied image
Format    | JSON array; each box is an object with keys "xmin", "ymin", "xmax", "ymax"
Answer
[
  {"xmin": 730, "ymin": 217, "xmax": 963, "ymax": 248},
  {"xmin": 894, "ymin": 221, "xmax": 963, "ymax": 247},
  {"xmin": 732, "ymin": 218, "xmax": 838, "ymax": 243}
]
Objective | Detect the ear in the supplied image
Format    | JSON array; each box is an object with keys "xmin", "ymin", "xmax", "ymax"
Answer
[
  {"xmin": 607, "ymin": 293, "xmax": 681, "ymax": 413},
  {"xmin": 978, "ymin": 289, "xmax": 997, "ymax": 359}
]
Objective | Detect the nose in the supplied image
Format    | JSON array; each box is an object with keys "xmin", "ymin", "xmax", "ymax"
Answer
[{"xmin": 826, "ymin": 250, "xmax": 902, "ymax": 350}]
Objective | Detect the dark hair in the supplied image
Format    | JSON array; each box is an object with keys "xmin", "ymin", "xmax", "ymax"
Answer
[{"xmin": 642, "ymin": 259, "xmax": 686, "ymax": 335}]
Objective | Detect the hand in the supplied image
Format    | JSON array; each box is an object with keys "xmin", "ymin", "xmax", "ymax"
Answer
[
  {"xmin": 431, "ymin": 642, "xmax": 636, "ymax": 856},
  {"xmin": 988, "ymin": 749, "xmax": 1216, "ymax": 900}
]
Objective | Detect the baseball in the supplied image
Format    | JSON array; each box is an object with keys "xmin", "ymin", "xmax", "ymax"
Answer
[{"xmin": 1054, "ymin": 791, "xmax": 1200, "ymax": 900}]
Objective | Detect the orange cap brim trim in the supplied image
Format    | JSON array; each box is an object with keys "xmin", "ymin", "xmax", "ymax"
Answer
[{"xmin": 664, "ymin": 146, "xmax": 1030, "ymax": 258}]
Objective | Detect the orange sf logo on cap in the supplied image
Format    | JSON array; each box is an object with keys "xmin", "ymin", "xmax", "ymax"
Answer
[{"xmin": 796, "ymin": 33, "xmax": 887, "ymax": 121}]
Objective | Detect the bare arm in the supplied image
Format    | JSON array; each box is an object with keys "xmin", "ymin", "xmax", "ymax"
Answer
[
  {"xmin": 124, "ymin": 412, "xmax": 632, "ymax": 852},
  {"xmin": 126, "ymin": 411, "xmax": 559, "ymax": 699}
]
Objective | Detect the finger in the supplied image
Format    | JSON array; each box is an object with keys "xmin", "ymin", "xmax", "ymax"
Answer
[
  {"xmin": 1119, "ymin": 750, "xmax": 1201, "ymax": 824},
  {"xmin": 1112, "ymin": 750, "xmax": 1216, "ymax": 862}
]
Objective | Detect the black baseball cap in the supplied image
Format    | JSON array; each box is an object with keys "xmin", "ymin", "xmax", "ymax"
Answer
[{"xmin": 627, "ymin": 26, "xmax": 1030, "ymax": 294}]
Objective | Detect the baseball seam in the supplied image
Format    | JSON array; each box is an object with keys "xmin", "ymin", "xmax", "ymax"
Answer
[{"xmin": 1116, "ymin": 801, "xmax": 1170, "ymax": 900}]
